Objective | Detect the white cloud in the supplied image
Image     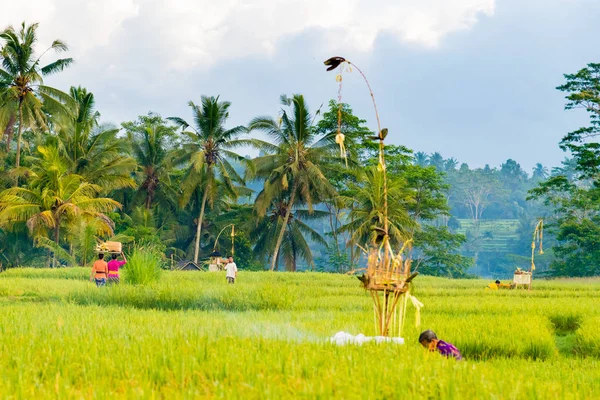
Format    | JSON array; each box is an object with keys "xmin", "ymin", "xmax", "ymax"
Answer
[
  {"xmin": 0, "ymin": 0, "xmax": 140, "ymax": 52},
  {"xmin": 1, "ymin": 0, "xmax": 494, "ymax": 70}
]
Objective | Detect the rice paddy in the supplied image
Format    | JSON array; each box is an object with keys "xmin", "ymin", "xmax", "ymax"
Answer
[{"xmin": 1, "ymin": 268, "xmax": 599, "ymax": 399}]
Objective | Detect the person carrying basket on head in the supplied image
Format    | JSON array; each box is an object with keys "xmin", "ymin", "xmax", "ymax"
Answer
[
  {"xmin": 107, "ymin": 252, "xmax": 127, "ymax": 284},
  {"xmin": 90, "ymin": 253, "xmax": 108, "ymax": 287}
]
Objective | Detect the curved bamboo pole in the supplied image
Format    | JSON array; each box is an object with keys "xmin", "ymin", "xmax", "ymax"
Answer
[
  {"xmin": 325, "ymin": 57, "xmax": 407, "ymax": 336},
  {"xmin": 213, "ymin": 224, "xmax": 236, "ymax": 256}
]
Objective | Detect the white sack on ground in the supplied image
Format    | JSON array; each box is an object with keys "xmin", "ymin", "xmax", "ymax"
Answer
[{"xmin": 330, "ymin": 331, "xmax": 405, "ymax": 346}]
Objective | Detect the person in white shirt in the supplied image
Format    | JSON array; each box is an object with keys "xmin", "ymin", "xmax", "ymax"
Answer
[{"xmin": 224, "ymin": 256, "xmax": 238, "ymax": 284}]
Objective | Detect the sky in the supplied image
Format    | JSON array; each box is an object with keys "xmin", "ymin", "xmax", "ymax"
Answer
[{"xmin": 3, "ymin": 0, "xmax": 599, "ymax": 171}]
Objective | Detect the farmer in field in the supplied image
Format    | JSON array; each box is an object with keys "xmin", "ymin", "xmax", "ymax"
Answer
[
  {"xmin": 224, "ymin": 256, "xmax": 237, "ymax": 284},
  {"xmin": 487, "ymin": 280, "xmax": 513, "ymax": 290},
  {"xmin": 487, "ymin": 280, "xmax": 501, "ymax": 290},
  {"xmin": 419, "ymin": 330, "xmax": 463, "ymax": 361},
  {"xmin": 90, "ymin": 253, "xmax": 108, "ymax": 287},
  {"xmin": 107, "ymin": 252, "xmax": 127, "ymax": 284}
]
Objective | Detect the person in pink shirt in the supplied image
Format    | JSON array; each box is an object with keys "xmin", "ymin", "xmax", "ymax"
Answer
[{"xmin": 107, "ymin": 252, "xmax": 127, "ymax": 284}]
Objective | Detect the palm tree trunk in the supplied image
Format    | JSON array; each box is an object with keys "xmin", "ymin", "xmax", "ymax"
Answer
[
  {"xmin": 3, "ymin": 113, "xmax": 15, "ymax": 151},
  {"xmin": 349, "ymin": 205, "xmax": 358, "ymax": 266},
  {"xmin": 327, "ymin": 202, "xmax": 341, "ymax": 258},
  {"xmin": 145, "ymin": 189, "xmax": 152, "ymax": 209},
  {"xmin": 52, "ymin": 223, "xmax": 60, "ymax": 268},
  {"xmin": 193, "ymin": 188, "xmax": 209, "ymax": 264},
  {"xmin": 15, "ymin": 101, "xmax": 23, "ymax": 170},
  {"xmin": 270, "ymin": 184, "xmax": 298, "ymax": 271}
]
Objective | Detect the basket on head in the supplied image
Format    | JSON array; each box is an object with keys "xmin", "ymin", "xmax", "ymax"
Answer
[{"xmin": 95, "ymin": 241, "xmax": 122, "ymax": 254}]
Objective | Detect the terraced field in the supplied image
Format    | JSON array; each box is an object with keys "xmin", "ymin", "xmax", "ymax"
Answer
[{"xmin": 456, "ymin": 219, "xmax": 520, "ymax": 252}]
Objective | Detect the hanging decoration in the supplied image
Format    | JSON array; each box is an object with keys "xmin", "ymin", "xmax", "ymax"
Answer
[{"xmin": 324, "ymin": 56, "xmax": 421, "ymax": 337}]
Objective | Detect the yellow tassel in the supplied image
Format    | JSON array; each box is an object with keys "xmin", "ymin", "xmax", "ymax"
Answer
[
  {"xmin": 334, "ymin": 132, "xmax": 347, "ymax": 166},
  {"xmin": 409, "ymin": 294, "xmax": 424, "ymax": 328},
  {"xmin": 281, "ymin": 174, "xmax": 288, "ymax": 190}
]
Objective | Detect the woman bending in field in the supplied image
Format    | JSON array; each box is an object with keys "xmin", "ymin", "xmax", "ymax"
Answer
[{"xmin": 419, "ymin": 330, "xmax": 463, "ymax": 361}]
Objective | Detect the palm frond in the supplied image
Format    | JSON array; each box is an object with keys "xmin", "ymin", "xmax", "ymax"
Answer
[
  {"xmin": 167, "ymin": 116, "xmax": 190, "ymax": 131},
  {"xmin": 35, "ymin": 237, "xmax": 77, "ymax": 266},
  {"xmin": 41, "ymin": 58, "xmax": 74, "ymax": 76}
]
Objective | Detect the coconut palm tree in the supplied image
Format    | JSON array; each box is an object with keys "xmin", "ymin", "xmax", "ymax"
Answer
[
  {"xmin": 444, "ymin": 157, "xmax": 459, "ymax": 172},
  {"xmin": 220, "ymin": 200, "xmax": 328, "ymax": 271},
  {"xmin": 532, "ymin": 163, "xmax": 549, "ymax": 181},
  {"xmin": 0, "ymin": 145, "xmax": 120, "ymax": 266},
  {"xmin": 339, "ymin": 167, "xmax": 415, "ymax": 248},
  {"xmin": 128, "ymin": 117, "xmax": 177, "ymax": 210},
  {"xmin": 168, "ymin": 96, "xmax": 248, "ymax": 264},
  {"xmin": 428, "ymin": 152, "xmax": 445, "ymax": 171},
  {"xmin": 413, "ymin": 151, "xmax": 429, "ymax": 167},
  {"xmin": 55, "ymin": 86, "xmax": 136, "ymax": 192},
  {"xmin": 0, "ymin": 22, "xmax": 73, "ymax": 168},
  {"xmin": 251, "ymin": 200, "xmax": 328, "ymax": 271},
  {"xmin": 246, "ymin": 94, "xmax": 337, "ymax": 271}
]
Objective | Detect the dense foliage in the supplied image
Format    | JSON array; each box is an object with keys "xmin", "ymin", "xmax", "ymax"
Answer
[
  {"xmin": 0, "ymin": 22, "xmax": 598, "ymax": 278},
  {"xmin": 530, "ymin": 63, "xmax": 600, "ymax": 276},
  {"xmin": 0, "ymin": 23, "xmax": 473, "ymax": 277}
]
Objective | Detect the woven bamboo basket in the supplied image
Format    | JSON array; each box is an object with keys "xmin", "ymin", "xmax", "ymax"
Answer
[{"xmin": 95, "ymin": 241, "xmax": 122, "ymax": 254}]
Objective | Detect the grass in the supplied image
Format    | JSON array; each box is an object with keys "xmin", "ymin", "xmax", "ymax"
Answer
[
  {"xmin": 122, "ymin": 247, "xmax": 162, "ymax": 285},
  {"xmin": 574, "ymin": 316, "xmax": 600, "ymax": 358},
  {"xmin": 1, "ymin": 269, "xmax": 600, "ymax": 398}
]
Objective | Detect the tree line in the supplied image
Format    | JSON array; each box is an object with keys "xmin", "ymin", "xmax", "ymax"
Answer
[
  {"xmin": 0, "ymin": 22, "xmax": 471, "ymax": 275},
  {"xmin": 0, "ymin": 23, "xmax": 598, "ymax": 277}
]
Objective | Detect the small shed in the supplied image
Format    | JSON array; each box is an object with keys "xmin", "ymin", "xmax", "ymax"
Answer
[
  {"xmin": 176, "ymin": 261, "xmax": 206, "ymax": 271},
  {"xmin": 513, "ymin": 269, "xmax": 532, "ymax": 289}
]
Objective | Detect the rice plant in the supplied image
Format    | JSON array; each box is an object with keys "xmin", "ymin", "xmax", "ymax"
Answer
[
  {"xmin": 122, "ymin": 246, "xmax": 162, "ymax": 285},
  {"xmin": 1, "ymin": 270, "xmax": 600, "ymax": 398}
]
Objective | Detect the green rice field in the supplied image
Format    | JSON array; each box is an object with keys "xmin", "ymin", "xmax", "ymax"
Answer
[{"xmin": 1, "ymin": 268, "xmax": 600, "ymax": 399}]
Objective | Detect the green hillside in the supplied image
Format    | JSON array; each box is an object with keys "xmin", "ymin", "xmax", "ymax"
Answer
[{"xmin": 456, "ymin": 219, "xmax": 520, "ymax": 252}]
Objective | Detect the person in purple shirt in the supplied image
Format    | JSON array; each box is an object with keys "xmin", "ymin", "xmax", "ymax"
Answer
[{"xmin": 419, "ymin": 330, "xmax": 463, "ymax": 361}]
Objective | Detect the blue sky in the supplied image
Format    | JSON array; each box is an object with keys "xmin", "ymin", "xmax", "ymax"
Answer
[{"xmin": 4, "ymin": 0, "xmax": 599, "ymax": 171}]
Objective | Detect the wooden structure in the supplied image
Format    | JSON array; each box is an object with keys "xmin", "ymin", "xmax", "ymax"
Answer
[
  {"xmin": 513, "ymin": 269, "xmax": 532, "ymax": 289},
  {"xmin": 364, "ymin": 240, "xmax": 417, "ymax": 337},
  {"xmin": 325, "ymin": 56, "xmax": 421, "ymax": 337},
  {"xmin": 513, "ymin": 219, "xmax": 543, "ymax": 290}
]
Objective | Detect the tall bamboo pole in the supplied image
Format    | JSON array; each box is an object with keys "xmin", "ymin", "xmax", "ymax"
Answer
[{"xmin": 325, "ymin": 57, "xmax": 408, "ymax": 337}]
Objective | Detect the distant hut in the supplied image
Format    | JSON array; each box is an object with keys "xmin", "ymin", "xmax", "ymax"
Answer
[{"xmin": 176, "ymin": 260, "xmax": 206, "ymax": 271}]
